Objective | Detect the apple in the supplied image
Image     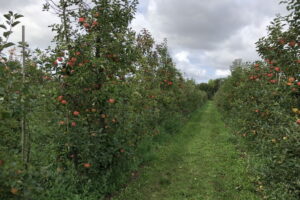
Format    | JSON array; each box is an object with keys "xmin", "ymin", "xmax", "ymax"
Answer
[
  {"xmin": 292, "ymin": 108, "xmax": 298, "ymax": 113},
  {"xmin": 83, "ymin": 23, "xmax": 90, "ymax": 28},
  {"xmin": 10, "ymin": 188, "xmax": 18, "ymax": 195},
  {"xmin": 58, "ymin": 121, "xmax": 65, "ymax": 125},
  {"xmin": 297, "ymin": 119, "xmax": 300, "ymax": 125},
  {"xmin": 71, "ymin": 122, "xmax": 76, "ymax": 127},
  {"xmin": 67, "ymin": 61, "xmax": 74, "ymax": 66},
  {"xmin": 120, "ymin": 149, "xmax": 125, "ymax": 153},
  {"xmin": 61, "ymin": 100, "xmax": 67, "ymax": 104},
  {"xmin": 92, "ymin": 21, "xmax": 98, "ymax": 26},
  {"xmin": 278, "ymin": 39, "xmax": 285, "ymax": 45},
  {"xmin": 83, "ymin": 163, "xmax": 91, "ymax": 168},
  {"xmin": 288, "ymin": 77, "xmax": 295, "ymax": 82},
  {"xmin": 289, "ymin": 40, "xmax": 296, "ymax": 47},
  {"xmin": 57, "ymin": 96, "xmax": 64, "ymax": 101},
  {"xmin": 78, "ymin": 17, "xmax": 85, "ymax": 23},
  {"xmin": 108, "ymin": 98, "xmax": 115, "ymax": 103},
  {"xmin": 71, "ymin": 57, "xmax": 77, "ymax": 62},
  {"xmin": 274, "ymin": 67, "xmax": 280, "ymax": 72},
  {"xmin": 73, "ymin": 111, "xmax": 80, "ymax": 116}
]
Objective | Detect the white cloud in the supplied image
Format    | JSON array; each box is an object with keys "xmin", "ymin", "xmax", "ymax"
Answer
[
  {"xmin": 215, "ymin": 69, "xmax": 231, "ymax": 77},
  {"xmin": 175, "ymin": 51, "xmax": 189, "ymax": 63},
  {"xmin": 131, "ymin": 12, "xmax": 151, "ymax": 33}
]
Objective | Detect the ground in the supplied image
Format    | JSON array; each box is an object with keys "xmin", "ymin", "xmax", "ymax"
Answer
[{"xmin": 111, "ymin": 102, "xmax": 259, "ymax": 200}]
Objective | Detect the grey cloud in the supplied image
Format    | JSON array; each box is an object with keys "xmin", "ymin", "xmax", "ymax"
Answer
[
  {"xmin": 148, "ymin": 0, "xmax": 286, "ymax": 50},
  {"xmin": 0, "ymin": 0, "xmax": 36, "ymax": 12}
]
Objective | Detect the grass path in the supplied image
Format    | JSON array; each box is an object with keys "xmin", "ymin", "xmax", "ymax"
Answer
[{"xmin": 112, "ymin": 102, "xmax": 259, "ymax": 200}]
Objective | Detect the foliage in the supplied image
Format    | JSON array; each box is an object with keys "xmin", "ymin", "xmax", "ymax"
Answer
[
  {"xmin": 0, "ymin": 2, "xmax": 207, "ymax": 199},
  {"xmin": 215, "ymin": 1, "xmax": 300, "ymax": 198},
  {"xmin": 197, "ymin": 78, "xmax": 224, "ymax": 99}
]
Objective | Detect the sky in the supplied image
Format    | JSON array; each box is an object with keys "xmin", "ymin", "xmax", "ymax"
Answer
[{"xmin": 0, "ymin": 0, "xmax": 287, "ymax": 83}]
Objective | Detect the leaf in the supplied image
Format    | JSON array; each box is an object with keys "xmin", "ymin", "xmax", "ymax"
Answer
[
  {"xmin": 0, "ymin": 24, "xmax": 6, "ymax": 29},
  {"xmin": 12, "ymin": 21, "xmax": 20, "ymax": 27},
  {"xmin": 3, "ymin": 14, "xmax": 11, "ymax": 21},
  {"xmin": 3, "ymin": 31, "xmax": 12, "ymax": 38},
  {"xmin": 14, "ymin": 14, "xmax": 24, "ymax": 19},
  {"xmin": 2, "ymin": 42, "xmax": 14, "ymax": 49}
]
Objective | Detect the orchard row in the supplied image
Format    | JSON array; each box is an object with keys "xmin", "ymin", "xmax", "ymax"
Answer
[
  {"xmin": 0, "ymin": 1, "xmax": 207, "ymax": 199},
  {"xmin": 215, "ymin": 1, "xmax": 300, "ymax": 199}
]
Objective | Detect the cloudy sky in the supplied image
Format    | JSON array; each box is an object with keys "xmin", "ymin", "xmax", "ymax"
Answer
[{"xmin": 0, "ymin": 0, "xmax": 287, "ymax": 82}]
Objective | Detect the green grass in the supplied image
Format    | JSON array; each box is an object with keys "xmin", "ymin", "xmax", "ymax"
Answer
[{"xmin": 111, "ymin": 102, "xmax": 260, "ymax": 200}]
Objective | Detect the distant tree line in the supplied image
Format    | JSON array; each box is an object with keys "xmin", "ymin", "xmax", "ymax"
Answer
[{"xmin": 197, "ymin": 78, "xmax": 225, "ymax": 100}]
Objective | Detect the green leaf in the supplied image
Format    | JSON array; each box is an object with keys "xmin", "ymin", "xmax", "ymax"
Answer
[
  {"xmin": 3, "ymin": 31, "xmax": 12, "ymax": 38},
  {"xmin": 3, "ymin": 14, "xmax": 11, "ymax": 21},
  {"xmin": 0, "ymin": 24, "xmax": 6, "ymax": 29},
  {"xmin": 12, "ymin": 21, "xmax": 20, "ymax": 27},
  {"xmin": 2, "ymin": 42, "xmax": 14, "ymax": 49},
  {"xmin": 14, "ymin": 14, "xmax": 24, "ymax": 19}
]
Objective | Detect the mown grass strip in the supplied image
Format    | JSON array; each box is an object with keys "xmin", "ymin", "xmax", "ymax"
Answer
[{"xmin": 111, "ymin": 102, "xmax": 259, "ymax": 200}]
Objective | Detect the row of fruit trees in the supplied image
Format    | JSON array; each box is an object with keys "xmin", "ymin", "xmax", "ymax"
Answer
[
  {"xmin": 0, "ymin": 1, "xmax": 207, "ymax": 199},
  {"xmin": 215, "ymin": 0, "xmax": 299, "ymax": 199}
]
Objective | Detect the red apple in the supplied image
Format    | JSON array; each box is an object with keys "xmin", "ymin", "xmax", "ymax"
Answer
[
  {"xmin": 57, "ymin": 96, "xmax": 63, "ymax": 101},
  {"xmin": 78, "ymin": 17, "xmax": 85, "ymax": 23},
  {"xmin": 83, "ymin": 23, "xmax": 90, "ymax": 28},
  {"xmin": 71, "ymin": 57, "xmax": 77, "ymax": 62},
  {"xmin": 108, "ymin": 98, "xmax": 115, "ymax": 103},
  {"xmin": 73, "ymin": 111, "xmax": 80, "ymax": 116},
  {"xmin": 61, "ymin": 100, "xmax": 67, "ymax": 104},
  {"xmin": 83, "ymin": 163, "xmax": 91, "ymax": 168},
  {"xmin": 92, "ymin": 21, "xmax": 98, "ymax": 26},
  {"xmin": 288, "ymin": 77, "xmax": 295, "ymax": 82}
]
